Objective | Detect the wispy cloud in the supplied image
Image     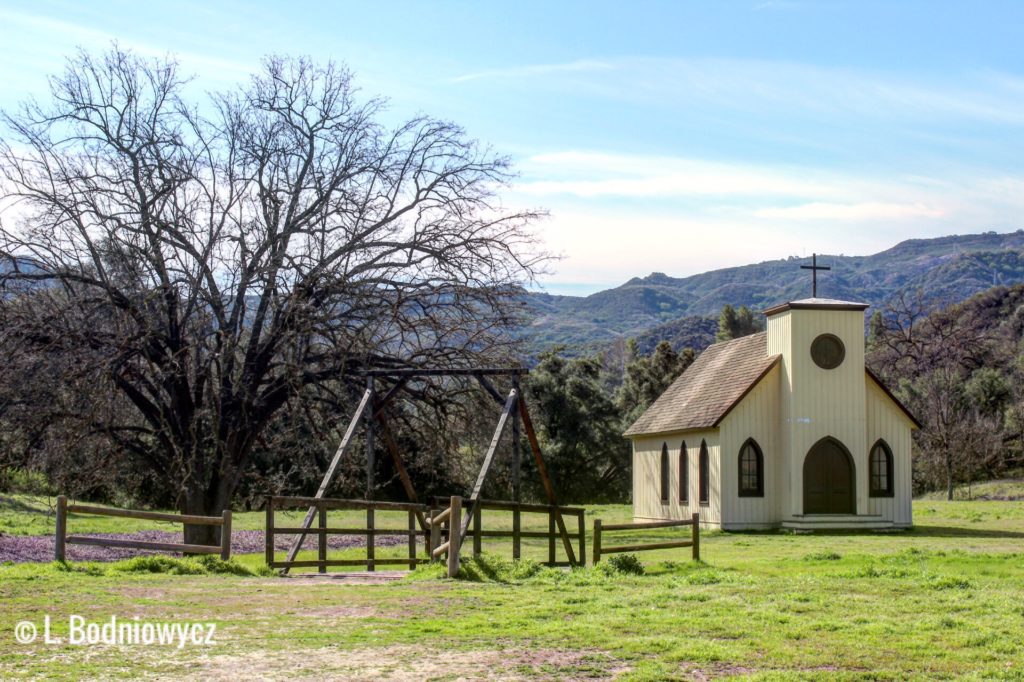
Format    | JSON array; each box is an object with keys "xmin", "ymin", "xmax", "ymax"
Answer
[
  {"xmin": 508, "ymin": 148, "xmax": 1024, "ymax": 293},
  {"xmin": 451, "ymin": 55, "xmax": 1024, "ymax": 126},
  {"xmin": 451, "ymin": 59, "xmax": 614, "ymax": 84},
  {"xmin": 516, "ymin": 151, "xmax": 857, "ymax": 200},
  {"xmin": 753, "ymin": 202, "xmax": 945, "ymax": 221},
  {"xmin": 0, "ymin": 9, "xmax": 255, "ymax": 85}
]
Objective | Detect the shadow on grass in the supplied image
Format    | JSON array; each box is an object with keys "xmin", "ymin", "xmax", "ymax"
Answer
[
  {"xmin": 0, "ymin": 494, "xmax": 49, "ymax": 514},
  {"xmin": 718, "ymin": 524, "xmax": 1024, "ymax": 539},
  {"xmin": 908, "ymin": 525, "xmax": 1024, "ymax": 539}
]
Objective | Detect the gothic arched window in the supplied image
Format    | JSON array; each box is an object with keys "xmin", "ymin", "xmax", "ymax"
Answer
[
  {"xmin": 738, "ymin": 439, "xmax": 764, "ymax": 497},
  {"xmin": 869, "ymin": 440, "xmax": 894, "ymax": 497},
  {"xmin": 679, "ymin": 442, "xmax": 688, "ymax": 503},
  {"xmin": 699, "ymin": 440, "xmax": 710, "ymax": 505},
  {"xmin": 660, "ymin": 443, "xmax": 670, "ymax": 503}
]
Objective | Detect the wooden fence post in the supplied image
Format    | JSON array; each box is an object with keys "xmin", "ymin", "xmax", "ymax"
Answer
[
  {"xmin": 430, "ymin": 507, "xmax": 441, "ymax": 562},
  {"xmin": 577, "ymin": 511, "xmax": 586, "ymax": 567},
  {"xmin": 265, "ymin": 498, "xmax": 275, "ymax": 570},
  {"xmin": 473, "ymin": 503, "xmax": 482, "ymax": 558},
  {"xmin": 220, "ymin": 510, "xmax": 232, "ymax": 561},
  {"xmin": 548, "ymin": 508, "xmax": 556, "ymax": 566},
  {"xmin": 593, "ymin": 519, "xmax": 602, "ymax": 565},
  {"xmin": 408, "ymin": 510, "xmax": 417, "ymax": 570},
  {"xmin": 367, "ymin": 508, "xmax": 376, "ymax": 572},
  {"xmin": 448, "ymin": 496, "xmax": 462, "ymax": 578},
  {"xmin": 512, "ymin": 507, "xmax": 521, "ymax": 560},
  {"xmin": 55, "ymin": 495, "xmax": 67, "ymax": 562},
  {"xmin": 318, "ymin": 506, "xmax": 328, "ymax": 574},
  {"xmin": 692, "ymin": 513, "xmax": 700, "ymax": 561}
]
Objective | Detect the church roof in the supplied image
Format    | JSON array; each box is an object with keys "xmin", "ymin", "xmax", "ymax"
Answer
[
  {"xmin": 624, "ymin": 332, "xmax": 780, "ymax": 437},
  {"xmin": 763, "ymin": 298, "xmax": 869, "ymax": 316}
]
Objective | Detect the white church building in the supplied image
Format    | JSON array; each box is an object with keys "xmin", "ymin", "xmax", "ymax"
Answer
[{"xmin": 624, "ymin": 296, "xmax": 918, "ymax": 530}]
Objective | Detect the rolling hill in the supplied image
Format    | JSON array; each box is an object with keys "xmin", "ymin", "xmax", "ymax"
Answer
[{"xmin": 524, "ymin": 230, "xmax": 1024, "ymax": 353}]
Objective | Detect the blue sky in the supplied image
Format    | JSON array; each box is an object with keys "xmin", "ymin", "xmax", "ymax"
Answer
[{"xmin": 2, "ymin": 1, "xmax": 1024, "ymax": 295}]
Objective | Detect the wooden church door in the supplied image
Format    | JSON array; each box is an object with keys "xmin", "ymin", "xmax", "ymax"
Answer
[{"xmin": 803, "ymin": 438, "xmax": 855, "ymax": 514}]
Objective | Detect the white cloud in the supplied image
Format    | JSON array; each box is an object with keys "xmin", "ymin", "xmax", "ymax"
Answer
[
  {"xmin": 451, "ymin": 59, "xmax": 615, "ymax": 84},
  {"xmin": 753, "ymin": 202, "xmax": 946, "ymax": 221},
  {"xmin": 0, "ymin": 9, "xmax": 255, "ymax": 86},
  {"xmin": 516, "ymin": 152, "xmax": 846, "ymax": 199},
  {"xmin": 453, "ymin": 55, "xmax": 1024, "ymax": 126},
  {"xmin": 514, "ymin": 149, "xmax": 1024, "ymax": 294}
]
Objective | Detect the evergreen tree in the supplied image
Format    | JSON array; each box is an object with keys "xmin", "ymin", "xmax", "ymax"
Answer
[
  {"xmin": 716, "ymin": 304, "xmax": 762, "ymax": 342},
  {"xmin": 524, "ymin": 350, "xmax": 627, "ymax": 502},
  {"xmin": 617, "ymin": 340, "xmax": 694, "ymax": 428}
]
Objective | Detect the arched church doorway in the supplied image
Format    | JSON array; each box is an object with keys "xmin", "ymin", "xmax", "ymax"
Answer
[{"xmin": 803, "ymin": 437, "xmax": 855, "ymax": 514}]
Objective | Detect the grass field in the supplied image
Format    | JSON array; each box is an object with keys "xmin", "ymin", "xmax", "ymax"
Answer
[{"xmin": 2, "ymin": 495, "xmax": 1024, "ymax": 680}]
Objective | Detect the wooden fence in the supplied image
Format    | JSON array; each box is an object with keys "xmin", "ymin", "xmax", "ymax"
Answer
[
  {"xmin": 54, "ymin": 495, "xmax": 231, "ymax": 561},
  {"xmin": 433, "ymin": 497, "xmax": 586, "ymax": 567},
  {"xmin": 266, "ymin": 496, "xmax": 434, "ymax": 573},
  {"xmin": 426, "ymin": 496, "xmax": 463, "ymax": 578},
  {"xmin": 592, "ymin": 514, "xmax": 700, "ymax": 564}
]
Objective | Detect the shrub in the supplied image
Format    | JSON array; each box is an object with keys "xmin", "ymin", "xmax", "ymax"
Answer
[
  {"xmin": 598, "ymin": 553, "xmax": 645, "ymax": 576},
  {"xmin": 804, "ymin": 551, "xmax": 842, "ymax": 561},
  {"xmin": 455, "ymin": 555, "xmax": 549, "ymax": 583}
]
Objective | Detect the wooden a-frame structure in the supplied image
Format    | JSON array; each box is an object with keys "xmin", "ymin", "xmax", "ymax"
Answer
[{"xmin": 283, "ymin": 367, "xmax": 578, "ymax": 569}]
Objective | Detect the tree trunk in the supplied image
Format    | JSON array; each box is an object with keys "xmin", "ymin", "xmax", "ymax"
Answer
[{"xmin": 180, "ymin": 488, "xmax": 220, "ymax": 550}]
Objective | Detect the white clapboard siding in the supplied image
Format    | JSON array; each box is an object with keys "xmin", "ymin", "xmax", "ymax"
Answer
[
  {"xmin": 718, "ymin": 365, "xmax": 781, "ymax": 528},
  {"xmin": 770, "ymin": 307, "xmax": 869, "ymax": 517},
  {"xmin": 631, "ymin": 431, "xmax": 720, "ymax": 527},
  {"xmin": 865, "ymin": 377, "xmax": 915, "ymax": 526}
]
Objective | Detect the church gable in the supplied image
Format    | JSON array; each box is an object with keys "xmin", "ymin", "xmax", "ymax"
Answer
[
  {"xmin": 624, "ymin": 332, "xmax": 781, "ymax": 437},
  {"xmin": 865, "ymin": 369, "xmax": 921, "ymax": 429}
]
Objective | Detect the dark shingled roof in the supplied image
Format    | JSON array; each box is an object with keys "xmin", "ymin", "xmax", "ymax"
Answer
[{"xmin": 624, "ymin": 332, "xmax": 780, "ymax": 437}]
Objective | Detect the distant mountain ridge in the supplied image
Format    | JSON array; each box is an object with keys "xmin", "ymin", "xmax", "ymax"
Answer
[{"xmin": 524, "ymin": 230, "xmax": 1024, "ymax": 352}]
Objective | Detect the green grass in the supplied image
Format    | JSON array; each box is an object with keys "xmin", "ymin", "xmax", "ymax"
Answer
[
  {"xmin": 3, "ymin": 498, "xmax": 1024, "ymax": 679},
  {"xmin": 918, "ymin": 475, "xmax": 1024, "ymax": 501}
]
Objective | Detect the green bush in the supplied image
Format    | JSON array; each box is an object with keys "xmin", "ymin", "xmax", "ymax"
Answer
[
  {"xmin": 454, "ymin": 555, "xmax": 550, "ymax": 583},
  {"xmin": 105, "ymin": 554, "xmax": 268, "ymax": 577},
  {"xmin": 598, "ymin": 553, "xmax": 645, "ymax": 576},
  {"xmin": 0, "ymin": 468, "xmax": 54, "ymax": 495}
]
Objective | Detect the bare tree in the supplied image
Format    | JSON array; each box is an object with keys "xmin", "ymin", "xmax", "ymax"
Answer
[{"xmin": 0, "ymin": 48, "xmax": 544, "ymax": 543}]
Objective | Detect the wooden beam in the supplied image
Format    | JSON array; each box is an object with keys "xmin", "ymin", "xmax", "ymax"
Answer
[
  {"xmin": 375, "ymin": 415, "xmax": 428, "ymax": 530},
  {"xmin": 67, "ymin": 535, "xmax": 221, "ymax": 554},
  {"xmin": 359, "ymin": 368, "xmax": 527, "ymax": 378},
  {"xmin": 458, "ymin": 388, "xmax": 518, "ymax": 544},
  {"xmin": 66, "ymin": 503, "xmax": 225, "ymax": 526},
  {"xmin": 511, "ymin": 374, "xmax": 522, "ymax": 502},
  {"xmin": 365, "ymin": 376, "xmax": 375, "ymax": 499},
  {"xmin": 372, "ymin": 376, "xmax": 410, "ymax": 418},
  {"xmin": 281, "ymin": 388, "xmax": 373, "ymax": 572},
  {"xmin": 518, "ymin": 399, "xmax": 578, "ymax": 566},
  {"xmin": 473, "ymin": 373, "xmax": 506, "ymax": 405}
]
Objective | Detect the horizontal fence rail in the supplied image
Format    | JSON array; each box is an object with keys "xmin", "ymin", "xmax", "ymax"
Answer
[
  {"xmin": 266, "ymin": 495, "xmax": 434, "ymax": 573},
  {"xmin": 433, "ymin": 497, "xmax": 586, "ymax": 567},
  {"xmin": 593, "ymin": 513, "xmax": 700, "ymax": 564},
  {"xmin": 54, "ymin": 495, "xmax": 231, "ymax": 561}
]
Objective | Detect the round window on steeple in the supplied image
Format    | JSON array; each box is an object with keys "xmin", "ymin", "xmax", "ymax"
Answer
[{"xmin": 810, "ymin": 333, "xmax": 845, "ymax": 369}]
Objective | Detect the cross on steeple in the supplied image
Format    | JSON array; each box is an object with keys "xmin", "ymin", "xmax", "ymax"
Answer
[{"xmin": 800, "ymin": 253, "xmax": 831, "ymax": 297}]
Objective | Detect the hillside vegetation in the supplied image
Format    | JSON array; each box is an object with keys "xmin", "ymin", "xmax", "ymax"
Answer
[{"xmin": 526, "ymin": 230, "xmax": 1024, "ymax": 350}]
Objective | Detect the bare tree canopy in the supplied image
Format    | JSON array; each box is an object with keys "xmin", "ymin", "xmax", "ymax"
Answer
[{"xmin": 0, "ymin": 47, "xmax": 545, "ymax": 539}]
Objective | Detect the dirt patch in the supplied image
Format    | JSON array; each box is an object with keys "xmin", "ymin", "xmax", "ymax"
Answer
[
  {"xmin": 683, "ymin": 664, "xmax": 759, "ymax": 681},
  {"xmin": 282, "ymin": 571, "xmax": 410, "ymax": 585},
  {"xmin": 198, "ymin": 644, "xmax": 627, "ymax": 681}
]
